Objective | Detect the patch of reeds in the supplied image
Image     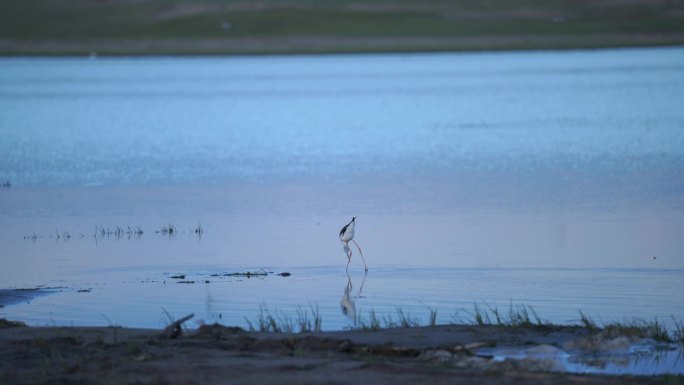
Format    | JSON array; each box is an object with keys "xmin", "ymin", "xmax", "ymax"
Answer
[
  {"xmin": 354, "ymin": 310, "xmax": 381, "ymax": 331},
  {"xmin": 396, "ymin": 308, "xmax": 421, "ymax": 328},
  {"xmin": 453, "ymin": 301, "xmax": 549, "ymax": 329},
  {"xmin": 296, "ymin": 305, "xmax": 322, "ymax": 333},
  {"xmin": 24, "ymin": 222, "xmax": 226, "ymax": 243},
  {"xmin": 245, "ymin": 304, "xmax": 322, "ymax": 333},
  {"xmin": 673, "ymin": 317, "xmax": 684, "ymax": 345},
  {"xmin": 158, "ymin": 223, "xmax": 176, "ymax": 237},
  {"xmin": 578, "ymin": 310, "xmax": 599, "ymax": 333},
  {"xmin": 94, "ymin": 225, "xmax": 143, "ymax": 241},
  {"xmin": 577, "ymin": 311, "xmax": 678, "ymax": 344},
  {"xmin": 606, "ymin": 319, "xmax": 670, "ymax": 342},
  {"xmin": 353, "ymin": 308, "xmax": 423, "ymax": 331},
  {"xmin": 219, "ymin": 269, "xmax": 269, "ymax": 278},
  {"xmin": 244, "ymin": 302, "xmax": 683, "ymax": 345}
]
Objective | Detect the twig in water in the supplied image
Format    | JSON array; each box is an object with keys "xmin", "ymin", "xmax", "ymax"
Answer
[{"xmin": 194, "ymin": 222, "xmax": 204, "ymax": 238}]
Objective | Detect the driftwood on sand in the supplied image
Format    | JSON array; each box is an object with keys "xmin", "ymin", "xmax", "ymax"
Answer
[{"xmin": 160, "ymin": 313, "xmax": 194, "ymax": 339}]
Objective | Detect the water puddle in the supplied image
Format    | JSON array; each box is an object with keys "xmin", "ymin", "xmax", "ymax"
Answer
[{"xmin": 477, "ymin": 341, "xmax": 684, "ymax": 375}]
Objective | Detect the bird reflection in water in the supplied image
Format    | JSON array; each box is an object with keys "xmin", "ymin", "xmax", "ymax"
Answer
[{"xmin": 341, "ymin": 270, "xmax": 367, "ymax": 325}]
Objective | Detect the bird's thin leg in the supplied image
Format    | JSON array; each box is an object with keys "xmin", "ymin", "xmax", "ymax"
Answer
[
  {"xmin": 343, "ymin": 241, "xmax": 352, "ymax": 270},
  {"xmin": 357, "ymin": 270, "xmax": 367, "ymax": 297},
  {"xmin": 352, "ymin": 240, "xmax": 368, "ymax": 272}
]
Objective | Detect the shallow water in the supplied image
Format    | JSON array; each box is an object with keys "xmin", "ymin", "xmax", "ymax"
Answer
[
  {"xmin": 1, "ymin": 48, "xmax": 684, "ymax": 340},
  {"xmin": 4, "ymin": 265, "xmax": 684, "ymax": 333},
  {"xmin": 478, "ymin": 342, "xmax": 684, "ymax": 376}
]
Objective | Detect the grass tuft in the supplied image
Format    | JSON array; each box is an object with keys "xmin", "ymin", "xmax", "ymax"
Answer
[
  {"xmin": 296, "ymin": 305, "xmax": 322, "ymax": 333},
  {"xmin": 246, "ymin": 304, "xmax": 321, "ymax": 333},
  {"xmin": 603, "ymin": 318, "xmax": 671, "ymax": 343},
  {"xmin": 577, "ymin": 311, "xmax": 683, "ymax": 345},
  {"xmin": 396, "ymin": 308, "xmax": 420, "ymax": 328},
  {"xmin": 248, "ymin": 302, "xmax": 684, "ymax": 346},
  {"xmin": 673, "ymin": 317, "xmax": 684, "ymax": 345},
  {"xmin": 355, "ymin": 309, "xmax": 382, "ymax": 331},
  {"xmin": 454, "ymin": 301, "xmax": 549, "ymax": 329},
  {"xmin": 428, "ymin": 308, "xmax": 438, "ymax": 327}
]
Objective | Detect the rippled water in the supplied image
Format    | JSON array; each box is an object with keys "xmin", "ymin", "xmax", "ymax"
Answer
[{"xmin": 1, "ymin": 48, "xmax": 683, "ymax": 336}]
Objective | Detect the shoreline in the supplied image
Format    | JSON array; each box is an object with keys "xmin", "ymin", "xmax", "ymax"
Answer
[
  {"xmin": 3, "ymin": 0, "xmax": 683, "ymax": 57},
  {"xmin": 1, "ymin": 321, "xmax": 680, "ymax": 384},
  {"xmin": 2, "ymin": 35, "xmax": 684, "ymax": 57}
]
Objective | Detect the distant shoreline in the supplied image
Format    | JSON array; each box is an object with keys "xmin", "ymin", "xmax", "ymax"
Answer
[
  {"xmin": 4, "ymin": 0, "xmax": 683, "ymax": 57},
  {"xmin": 2, "ymin": 35, "xmax": 684, "ymax": 57},
  {"xmin": 5, "ymin": 0, "xmax": 684, "ymax": 56}
]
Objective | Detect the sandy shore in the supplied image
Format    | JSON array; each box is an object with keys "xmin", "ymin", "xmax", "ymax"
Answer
[{"xmin": 0, "ymin": 321, "xmax": 673, "ymax": 385}]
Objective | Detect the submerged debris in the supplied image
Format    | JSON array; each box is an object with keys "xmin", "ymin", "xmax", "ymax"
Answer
[{"xmin": 223, "ymin": 270, "xmax": 269, "ymax": 278}]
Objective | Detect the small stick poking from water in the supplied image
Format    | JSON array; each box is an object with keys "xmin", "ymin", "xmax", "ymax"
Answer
[{"xmin": 194, "ymin": 222, "xmax": 204, "ymax": 239}]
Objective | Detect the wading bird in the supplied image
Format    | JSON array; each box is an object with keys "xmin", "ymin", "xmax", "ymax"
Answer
[{"xmin": 339, "ymin": 217, "xmax": 367, "ymax": 271}]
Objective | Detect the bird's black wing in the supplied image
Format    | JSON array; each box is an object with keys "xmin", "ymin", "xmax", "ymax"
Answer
[{"xmin": 339, "ymin": 224, "xmax": 349, "ymax": 237}]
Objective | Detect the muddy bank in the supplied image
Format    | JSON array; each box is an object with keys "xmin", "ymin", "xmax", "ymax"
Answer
[{"xmin": 1, "ymin": 322, "xmax": 679, "ymax": 385}]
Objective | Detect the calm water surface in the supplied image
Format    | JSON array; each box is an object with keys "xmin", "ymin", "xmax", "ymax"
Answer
[{"xmin": 1, "ymin": 48, "xmax": 683, "ymax": 333}]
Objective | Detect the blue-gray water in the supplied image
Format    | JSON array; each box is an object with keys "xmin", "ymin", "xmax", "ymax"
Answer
[{"xmin": 1, "ymin": 48, "xmax": 683, "ymax": 340}]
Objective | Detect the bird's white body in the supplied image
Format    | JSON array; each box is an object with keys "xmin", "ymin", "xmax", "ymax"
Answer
[
  {"xmin": 339, "ymin": 217, "xmax": 367, "ymax": 271},
  {"xmin": 339, "ymin": 220, "xmax": 355, "ymax": 242}
]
